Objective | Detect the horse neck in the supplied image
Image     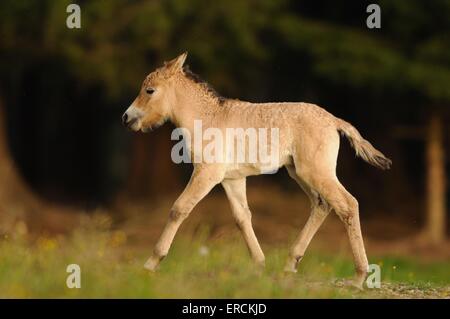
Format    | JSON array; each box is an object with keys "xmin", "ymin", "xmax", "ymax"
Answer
[{"xmin": 170, "ymin": 81, "xmax": 220, "ymax": 133}]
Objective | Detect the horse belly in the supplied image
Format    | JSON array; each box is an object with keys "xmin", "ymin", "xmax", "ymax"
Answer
[{"xmin": 224, "ymin": 154, "xmax": 290, "ymax": 179}]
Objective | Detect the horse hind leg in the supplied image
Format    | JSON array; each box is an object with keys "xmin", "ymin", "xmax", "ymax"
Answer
[
  {"xmin": 288, "ymin": 129, "xmax": 368, "ymax": 288},
  {"xmin": 301, "ymin": 173, "xmax": 369, "ymax": 289},
  {"xmin": 284, "ymin": 165, "xmax": 331, "ymax": 273},
  {"xmin": 329, "ymin": 184, "xmax": 369, "ymax": 289},
  {"xmin": 222, "ymin": 178, "xmax": 265, "ymax": 267}
]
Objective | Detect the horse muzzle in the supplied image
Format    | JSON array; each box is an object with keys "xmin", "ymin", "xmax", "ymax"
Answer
[{"xmin": 122, "ymin": 106, "xmax": 144, "ymax": 131}]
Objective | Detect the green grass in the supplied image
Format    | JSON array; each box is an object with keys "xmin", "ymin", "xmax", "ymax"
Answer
[{"xmin": 0, "ymin": 224, "xmax": 449, "ymax": 298}]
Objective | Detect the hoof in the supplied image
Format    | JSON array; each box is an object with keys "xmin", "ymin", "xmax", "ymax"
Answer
[
  {"xmin": 283, "ymin": 266, "xmax": 297, "ymax": 273},
  {"xmin": 253, "ymin": 260, "xmax": 266, "ymax": 275},
  {"xmin": 144, "ymin": 256, "xmax": 160, "ymax": 272},
  {"xmin": 283, "ymin": 258, "xmax": 299, "ymax": 273},
  {"xmin": 334, "ymin": 278, "xmax": 364, "ymax": 291},
  {"xmin": 352, "ymin": 271, "xmax": 368, "ymax": 290},
  {"xmin": 349, "ymin": 279, "xmax": 364, "ymax": 291}
]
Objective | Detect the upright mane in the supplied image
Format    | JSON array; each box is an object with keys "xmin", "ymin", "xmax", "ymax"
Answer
[{"xmin": 182, "ymin": 65, "xmax": 226, "ymax": 105}]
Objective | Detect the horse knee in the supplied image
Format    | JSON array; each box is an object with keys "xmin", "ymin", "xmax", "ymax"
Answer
[{"xmin": 169, "ymin": 205, "xmax": 190, "ymax": 221}]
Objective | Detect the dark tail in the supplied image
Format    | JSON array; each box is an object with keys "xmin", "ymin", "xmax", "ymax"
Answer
[{"xmin": 336, "ymin": 118, "xmax": 392, "ymax": 170}]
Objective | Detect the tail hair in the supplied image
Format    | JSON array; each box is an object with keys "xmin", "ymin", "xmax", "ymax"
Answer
[{"xmin": 336, "ymin": 119, "xmax": 392, "ymax": 170}]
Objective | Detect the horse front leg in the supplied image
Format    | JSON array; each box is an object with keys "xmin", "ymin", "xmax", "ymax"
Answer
[{"xmin": 144, "ymin": 166, "xmax": 223, "ymax": 271}]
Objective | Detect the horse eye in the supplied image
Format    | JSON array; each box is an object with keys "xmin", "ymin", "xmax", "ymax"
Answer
[{"xmin": 146, "ymin": 88, "xmax": 155, "ymax": 95}]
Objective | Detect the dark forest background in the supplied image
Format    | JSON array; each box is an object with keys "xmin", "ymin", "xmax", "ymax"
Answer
[{"xmin": 0, "ymin": 0, "xmax": 448, "ymax": 243}]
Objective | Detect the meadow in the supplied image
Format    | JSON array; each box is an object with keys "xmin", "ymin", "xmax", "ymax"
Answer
[{"xmin": 0, "ymin": 215, "xmax": 448, "ymax": 299}]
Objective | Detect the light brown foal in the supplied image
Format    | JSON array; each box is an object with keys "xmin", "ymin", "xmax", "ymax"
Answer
[{"xmin": 122, "ymin": 53, "xmax": 391, "ymax": 289}]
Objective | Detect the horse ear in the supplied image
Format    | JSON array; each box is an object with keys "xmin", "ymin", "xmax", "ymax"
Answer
[{"xmin": 165, "ymin": 52, "xmax": 188, "ymax": 73}]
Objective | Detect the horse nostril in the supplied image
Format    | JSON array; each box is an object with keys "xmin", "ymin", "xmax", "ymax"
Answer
[{"xmin": 122, "ymin": 113, "xmax": 128, "ymax": 125}]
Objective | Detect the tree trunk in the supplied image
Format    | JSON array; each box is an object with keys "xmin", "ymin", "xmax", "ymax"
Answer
[
  {"xmin": 0, "ymin": 97, "xmax": 81, "ymax": 235},
  {"xmin": 424, "ymin": 113, "xmax": 447, "ymax": 244},
  {"xmin": 0, "ymin": 98, "xmax": 43, "ymax": 232}
]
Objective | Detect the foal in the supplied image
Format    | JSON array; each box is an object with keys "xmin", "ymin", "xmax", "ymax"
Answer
[{"xmin": 122, "ymin": 53, "xmax": 391, "ymax": 288}]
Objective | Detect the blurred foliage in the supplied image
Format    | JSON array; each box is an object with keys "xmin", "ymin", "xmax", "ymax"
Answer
[
  {"xmin": 0, "ymin": 225, "xmax": 449, "ymax": 297},
  {"xmin": 1, "ymin": 0, "xmax": 449, "ymax": 102},
  {"xmin": 0, "ymin": 0, "xmax": 448, "ymax": 204}
]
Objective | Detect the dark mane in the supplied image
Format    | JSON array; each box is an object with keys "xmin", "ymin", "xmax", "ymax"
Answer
[{"xmin": 182, "ymin": 65, "xmax": 226, "ymax": 105}]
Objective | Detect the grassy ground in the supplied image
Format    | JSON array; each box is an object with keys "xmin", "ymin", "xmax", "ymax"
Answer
[{"xmin": 0, "ymin": 218, "xmax": 449, "ymax": 298}]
